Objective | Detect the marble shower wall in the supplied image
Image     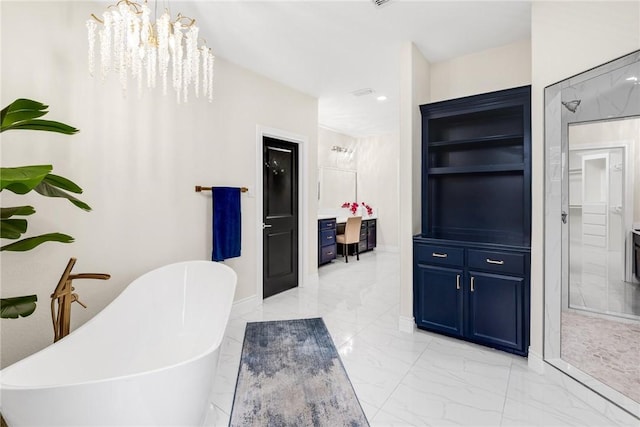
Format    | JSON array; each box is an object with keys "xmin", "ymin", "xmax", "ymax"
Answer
[{"xmin": 544, "ymin": 50, "xmax": 640, "ymax": 417}]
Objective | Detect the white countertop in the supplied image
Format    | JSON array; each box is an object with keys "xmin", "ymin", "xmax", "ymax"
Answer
[{"xmin": 318, "ymin": 213, "xmax": 377, "ymax": 223}]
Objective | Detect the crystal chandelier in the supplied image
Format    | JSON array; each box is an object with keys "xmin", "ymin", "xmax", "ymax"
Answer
[{"xmin": 86, "ymin": 0, "xmax": 215, "ymax": 103}]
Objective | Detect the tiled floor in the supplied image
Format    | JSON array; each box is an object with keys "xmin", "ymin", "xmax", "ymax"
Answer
[
  {"xmin": 561, "ymin": 310, "xmax": 640, "ymax": 403},
  {"xmin": 209, "ymin": 251, "xmax": 638, "ymax": 426}
]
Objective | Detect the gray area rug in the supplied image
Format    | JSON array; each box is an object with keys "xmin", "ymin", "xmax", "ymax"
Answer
[{"xmin": 229, "ymin": 318, "xmax": 369, "ymax": 427}]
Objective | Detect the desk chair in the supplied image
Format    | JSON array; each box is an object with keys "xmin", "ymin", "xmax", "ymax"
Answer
[{"xmin": 336, "ymin": 216, "xmax": 362, "ymax": 263}]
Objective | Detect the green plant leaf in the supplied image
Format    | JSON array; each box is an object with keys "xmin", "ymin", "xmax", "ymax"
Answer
[
  {"xmin": 1, "ymin": 206, "xmax": 36, "ymax": 219},
  {"xmin": 1, "ymin": 218, "xmax": 28, "ymax": 239},
  {"xmin": 1, "ymin": 99, "xmax": 78, "ymax": 134},
  {"xmin": 42, "ymin": 173, "xmax": 83, "ymax": 194},
  {"xmin": 2, "ymin": 119, "xmax": 79, "ymax": 135},
  {"xmin": 0, "ymin": 232, "xmax": 74, "ymax": 252},
  {"xmin": 0, "ymin": 295, "xmax": 37, "ymax": 319},
  {"xmin": 2, "ymin": 109, "xmax": 47, "ymax": 127},
  {"xmin": 0, "ymin": 99, "xmax": 47, "ymax": 125},
  {"xmin": 34, "ymin": 179, "xmax": 91, "ymax": 211},
  {"xmin": 0, "ymin": 165, "xmax": 52, "ymax": 194}
]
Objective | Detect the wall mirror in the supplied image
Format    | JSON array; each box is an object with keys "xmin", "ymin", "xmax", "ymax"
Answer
[
  {"xmin": 544, "ymin": 50, "xmax": 639, "ymax": 418},
  {"xmin": 318, "ymin": 167, "xmax": 357, "ymax": 210}
]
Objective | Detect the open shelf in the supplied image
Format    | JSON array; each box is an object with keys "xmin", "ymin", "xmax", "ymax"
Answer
[
  {"xmin": 420, "ymin": 85, "xmax": 531, "ymax": 248},
  {"xmin": 428, "ymin": 133, "xmax": 523, "ymax": 148},
  {"xmin": 428, "ymin": 163, "xmax": 525, "ymax": 175},
  {"xmin": 428, "ymin": 105, "xmax": 524, "ymax": 143}
]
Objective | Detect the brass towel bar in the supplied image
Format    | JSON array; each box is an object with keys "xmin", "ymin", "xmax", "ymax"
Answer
[{"xmin": 195, "ymin": 185, "xmax": 248, "ymax": 193}]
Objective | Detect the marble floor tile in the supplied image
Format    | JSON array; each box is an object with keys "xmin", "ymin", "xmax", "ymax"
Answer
[{"xmin": 208, "ymin": 251, "xmax": 635, "ymax": 426}]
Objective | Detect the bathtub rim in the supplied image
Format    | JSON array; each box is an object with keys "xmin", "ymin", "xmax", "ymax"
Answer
[{"xmin": 0, "ymin": 260, "xmax": 237, "ymax": 391}]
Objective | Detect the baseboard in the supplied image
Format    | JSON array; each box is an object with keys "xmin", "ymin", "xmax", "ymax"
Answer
[
  {"xmin": 527, "ymin": 347, "xmax": 545, "ymax": 374},
  {"xmin": 232, "ymin": 295, "xmax": 260, "ymax": 317},
  {"xmin": 375, "ymin": 245, "xmax": 399, "ymax": 253},
  {"xmin": 398, "ymin": 315, "xmax": 415, "ymax": 333}
]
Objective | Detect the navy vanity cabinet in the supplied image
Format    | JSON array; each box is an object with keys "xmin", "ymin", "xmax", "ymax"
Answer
[
  {"xmin": 466, "ymin": 271, "xmax": 525, "ymax": 352},
  {"xmin": 413, "ymin": 239, "xmax": 530, "ymax": 356},
  {"xmin": 366, "ymin": 220, "xmax": 377, "ymax": 250},
  {"xmin": 358, "ymin": 222, "xmax": 368, "ymax": 253},
  {"xmin": 414, "ymin": 86, "xmax": 531, "ymax": 357},
  {"xmin": 413, "ymin": 243, "xmax": 464, "ymax": 336},
  {"xmin": 318, "ymin": 218, "xmax": 337, "ymax": 265}
]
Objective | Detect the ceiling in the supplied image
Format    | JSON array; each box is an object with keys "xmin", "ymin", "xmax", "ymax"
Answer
[{"xmin": 180, "ymin": 1, "xmax": 532, "ymax": 137}]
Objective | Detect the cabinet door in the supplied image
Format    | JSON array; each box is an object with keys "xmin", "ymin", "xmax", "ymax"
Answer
[
  {"xmin": 359, "ymin": 224, "xmax": 367, "ymax": 252},
  {"xmin": 367, "ymin": 223, "xmax": 376, "ymax": 249},
  {"xmin": 467, "ymin": 271, "xmax": 524, "ymax": 352},
  {"xmin": 414, "ymin": 264, "xmax": 463, "ymax": 337}
]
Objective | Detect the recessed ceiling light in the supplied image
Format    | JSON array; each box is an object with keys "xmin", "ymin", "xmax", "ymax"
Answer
[{"xmin": 377, "ymin": 95, "xmax": 387, "ymax": 101}]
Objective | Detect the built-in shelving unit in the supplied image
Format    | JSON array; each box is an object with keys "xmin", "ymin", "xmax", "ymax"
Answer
[{"xmin": 413, "ymin": 86, "xmax": 532, "ymax": 356}]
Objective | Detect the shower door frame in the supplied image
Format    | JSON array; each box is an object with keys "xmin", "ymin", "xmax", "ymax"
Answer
[{"xmin": 543, "ymin": 50, "xmax": 640, "ymax": 418}]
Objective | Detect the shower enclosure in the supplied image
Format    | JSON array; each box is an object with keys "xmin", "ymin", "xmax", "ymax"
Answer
[{"xmin": 544, "ymin": 50, "xmax": 640, "ymax": 418}]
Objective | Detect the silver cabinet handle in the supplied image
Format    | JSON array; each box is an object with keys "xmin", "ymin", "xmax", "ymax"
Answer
[
  {"xmin": 327, "ymin": 235, "xmax": 333, "ymax": 240},
  {"xmin": 456, "ymin": 274, "xmax": 460, "ymax": 290},
  {"xmin": 432, "ymin": 252, "xmax": 448, "ymax": 258},
  {"xmin": 327, "ymin": 252, "xmax": 333, "ymax": 256},
  {"xmin": 471, "ymin": 276, "xmax": 475, "ymax": 292},
  {"xmin": 486, "ymin": 258, "xmax": 504, "ymax": 265},
  {"xmin": 263, "ymin": 224, "xmax": 272, "ymax": 229}
]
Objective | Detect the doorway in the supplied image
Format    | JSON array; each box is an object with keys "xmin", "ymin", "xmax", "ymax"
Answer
[{"xmin": 262, "ymin": 136, "xmax": 299, "ymax": 298}]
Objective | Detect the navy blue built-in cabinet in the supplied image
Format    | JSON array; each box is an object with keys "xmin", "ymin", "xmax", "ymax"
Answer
[
  {"xmin": 413, "ymin": 86, "xmax": 531, "ymax": 356},
  {"xmin": 318, "ymin": 218, "xmax": 337, "ymax": 265}
]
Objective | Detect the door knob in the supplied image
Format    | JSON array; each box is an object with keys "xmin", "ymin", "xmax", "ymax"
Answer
[{"xmin": 561, "ymin": 211, "xmax": 567, "ymax": 224}]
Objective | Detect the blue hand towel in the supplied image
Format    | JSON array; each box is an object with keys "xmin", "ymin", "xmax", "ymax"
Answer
[{"xmin": 211, "ymin": 187, "xmax": 241, "ymax": 261}]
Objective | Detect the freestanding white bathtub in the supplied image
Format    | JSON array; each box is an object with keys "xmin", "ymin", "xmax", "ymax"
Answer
[{"xmin": 0, "ymin": 260, "xmax": 237, "ymax": 426}]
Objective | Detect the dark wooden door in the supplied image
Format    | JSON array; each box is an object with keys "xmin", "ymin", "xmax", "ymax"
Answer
[{"xmin": 263, "ymin": 137, "xmax": 298, "ymax": 299}]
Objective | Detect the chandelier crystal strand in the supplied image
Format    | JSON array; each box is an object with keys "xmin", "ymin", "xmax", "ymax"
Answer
[
  {"xmin": 157, "ymin": 12, "xmax": 170, "ymax": 96},
  {"xmin": 194, "ymin": 47, "xmax": 200, "ymax": 98},
  {"xmin": 87, "ymin": 1, "xmax": 214, "ymax": 103},
  {"xmin": 148, "ymin": 45, "xmax": 157, "ymax": 89},
  {"xmin": 110, "ymin": 10, "xmax": 127, "ymax": 96},
  {"xmin": 170, "ymin": 22, "xmax": 184, "ymax": 103},
  {"xmin": 86, "ymin": 19, "xmax": 97, "ymax": 76},
  {"xmin": 201, "ymin": 46, "xmax": 209, "ymax": 97},
  {"xmin": 99, "ymin": 12, "xmax": 112, "ymax": 80},
  {"xmin": 185, "ymin": 25, "xmax": 199, "ymax": 97},
  {"xmin": 208, "ymin": 52, "xmax": 215, "ymax": 103}
]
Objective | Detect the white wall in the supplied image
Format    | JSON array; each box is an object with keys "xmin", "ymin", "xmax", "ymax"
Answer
[
  {"xmin": 530, "ymin": 0, "xmax": 640, "ymax": 358},
  {"xmin": 0, "ymin": 1, "xmax": 318, "ymax": 367},
  {"xmin": 355, "ymin": 134, "xmax": 400, "ymax": 251},
  {"xmin": 430, "ymin": 38, "xmax": 532, "ymax": 102},
  {"xmin": 317, "ymin": 127, "xmax": 400, "ymax": 250},
  {"xmin": 317, "ymin": 127, "xmax": 358, "ymax": 170},
  {"xmin": 398, "ymin": 42, "xmax": 430, "ymax": 326}
]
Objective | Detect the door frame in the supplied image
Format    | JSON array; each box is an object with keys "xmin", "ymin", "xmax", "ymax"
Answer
[
  {"xmin": 256, "ymin": 125, "xmax": 309, "ymax": 301},
  {"xmin": 570, "ymin": 140, "xmax": 635, "ymax": 283}
]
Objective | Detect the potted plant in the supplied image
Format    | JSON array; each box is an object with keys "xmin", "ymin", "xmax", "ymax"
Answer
[{"xmin": 1, "ymin": 99, "xmax": 90, "ymax": 318}]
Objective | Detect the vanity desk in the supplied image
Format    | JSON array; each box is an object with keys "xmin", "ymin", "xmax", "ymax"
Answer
[{"xmin": 318, "ymin": 214, "xmax": 377, "ymax": 266}]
